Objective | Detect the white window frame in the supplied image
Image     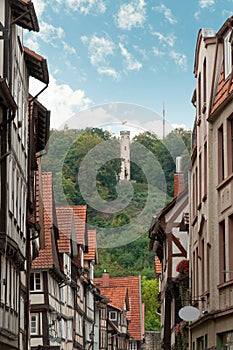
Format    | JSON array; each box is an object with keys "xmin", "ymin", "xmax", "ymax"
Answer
[
  {"xmin": 130, "ymin": 340, "xmax": 137, "ymax": 350},
  {"xmin": 30, "ymin": 313, "xmax": 39, "ymax": 335},
  {"xmin": 224, "ymin": 31, "xmax": 232, "ymax": 79},
  {"xmin": 109, "ymin": 311, "xmax": 117, "ymax": 321},
  {"xmin": 30, "ymin": 272, "xmax": 42, "ymax": 291},
  {"xmin": 67, "ymin": 319, "xmax": 73, "ymax": 341}
]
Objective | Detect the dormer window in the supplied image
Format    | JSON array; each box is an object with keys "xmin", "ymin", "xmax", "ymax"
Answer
[
  {"xmin": 224, "ymin": 30, "xmax": 232, "ymax": 79},
  {"xmin": 109, "ymin": 311, "xmax": 117, "ymax": 321}
]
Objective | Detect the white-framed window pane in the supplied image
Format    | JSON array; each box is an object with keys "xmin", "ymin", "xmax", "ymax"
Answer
[
  {"xmin": 224, "ymin": 31, "xmax": 232, "ymax": 78},
  {"xmin": 67, "ymin": 320, "xmax": 72, "ymax": 340},
  {"xmin": 109, "ymin": 311, "xmax": 117, "ymax": 321},
  {"xmin": 30, "ymin": 314, "xmax": 39, "ymax": 335},
  {"xmin": 30, "ymin": 273, "xmax": 42, "ymax": 291},
  {"xmin": 130, "ymin": 341, "xmax": 137, "ymax": 350}
]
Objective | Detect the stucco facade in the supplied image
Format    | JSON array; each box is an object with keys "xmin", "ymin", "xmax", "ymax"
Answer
[{"xmin": 190, "ymin": 18, "xmax": 233, "ymax": 349}]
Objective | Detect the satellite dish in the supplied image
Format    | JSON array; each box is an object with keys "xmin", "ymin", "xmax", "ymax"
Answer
[{"xmin": 179, "ymin": 306, "xmax": 200, "ymax": 321}]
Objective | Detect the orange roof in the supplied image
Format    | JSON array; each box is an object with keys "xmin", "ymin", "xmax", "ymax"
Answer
[
  {"xmin": 32, "ymin": 172, "xmax": 55, "ymax": 269},
  {"xmin": 94, "ymin": 274, "xmax": 143, "ymax": 340},
  {"xmin": 56, "ymin": 207, "xmax": 72, "ymax": 253},
  {"xmin": 97, "ymin": 286, "xmax": 128, "ymax": 311},
  {"xmin": 71, "ymin": 206, "xmax": 87, "ymax": 245},
  {"xmin": 155, "ymin": 256, "xmax": 162, "ymax": 276},
  {"xmin": 56, "ymin": 205, "xmax": 87, "ymax": 245},
  {"xmin": 211, "ymin": 64, "xmax": 233, "ymax": 115},
  {"xmin": 84, "ymin": 230, "xmax": 97, "ymax": 261}
]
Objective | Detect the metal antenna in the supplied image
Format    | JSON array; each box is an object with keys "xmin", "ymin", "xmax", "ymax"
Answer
[{"xmin": 163, "ymin": 102, "xmax": 165, "ymax": 140}]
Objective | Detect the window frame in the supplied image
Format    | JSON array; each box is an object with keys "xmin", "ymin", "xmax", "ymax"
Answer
[
  {"xmin": 30, "ymin": 313, "xmax": 39, "ymax": 335},
  {"xmin": 109, "ymin": 311, "xmax": 117, "ymax": 321},
  {"xmin": 30, "ymin": 272, "xmax": 42, "ymax": 291}
]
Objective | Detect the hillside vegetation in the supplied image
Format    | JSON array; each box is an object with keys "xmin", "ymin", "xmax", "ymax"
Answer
[{"xmin": 42, "ymin": 126, "xmax": 191, "ymax": 330}]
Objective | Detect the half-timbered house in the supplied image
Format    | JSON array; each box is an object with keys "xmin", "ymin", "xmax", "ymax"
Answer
[{"xmin": 149, "ymin": 158, "xmax": 189, "ymax": 350}]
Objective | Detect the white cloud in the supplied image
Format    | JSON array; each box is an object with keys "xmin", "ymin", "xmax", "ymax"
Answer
[
  {"xmin": 81, "ymin": 35, "xmax": 115, "ymax": 66},
  {"xmin": 153, "ymin": 4, "xmax": 177, "ymax": 24},
  {"xmin": 152, "ymin": 47, "xmax": 165, "ymax": 56},
  {"xmin": 116, "ymin": 0, "xmax": 147, "ymax": 30},
  {"xmin": 81, "ymin": 35, "xmax": 119, "ymax": 78},
  {"xmin": 194, "ymin": 11, "xmax": 200, "ymax": 20},
  {"xmin": 97, "ymin": 67, "xmax": 120, "ymax": 79},
  {"xmin": 32, "ymin": 0, "xmax": 46, "ymax": 18},
  {"xmin": 199, "ymin": 0, "xmax": 215, "ymax": 8},
  {"xmin": 152, "ymin": 32, "xmax": 176, "ymax": 47},
  {"xmin": 38, "ymin": 21, "xmax": 65, "ymax": 45},
  {"xmin": 119, "ymin": 43, "xmax": 142, "ymax": 71},
  {"xmin": 52, "ymin": 0, "xmax": 106, "ymax": 15},
  {"xmin": 29, "ymin": 75, "xmax": 92, "ymax": 129},
  {"xmin": 169, "ymin": 51, "xmax": 187, "ymax": 71},
  {"xmin": 62, "ymin": 41, "xmax": 77, "ymax": 55},
  {"xmin": 25, "ymin": 21, "xmax": 76, "ymax": 56},
  {"xmin": 24, "ymin": 38, "xmax": 40, "ymax": 52}
]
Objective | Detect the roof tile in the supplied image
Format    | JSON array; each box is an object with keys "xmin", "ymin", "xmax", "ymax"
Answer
[{"xmin": 94, "ymin": 274, "xmax": 143, "ymax": 340}]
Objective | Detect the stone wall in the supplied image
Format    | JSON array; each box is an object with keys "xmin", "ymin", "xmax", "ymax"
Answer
[{"xmin": 144, "ymin": 331, "xmax": 161, "ymax": 350}]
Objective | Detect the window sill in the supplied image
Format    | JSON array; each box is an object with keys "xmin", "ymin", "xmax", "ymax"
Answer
[
  {"xmin": 218, "ymin": 279, "xmax": 233, "ymax": 289},
  {"xmin": 216, "ymin": 173, "xmax": 233, "ymax": 191}
]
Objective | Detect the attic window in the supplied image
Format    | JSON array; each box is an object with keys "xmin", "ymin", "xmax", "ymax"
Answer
[
  {"xmin": 224, "ymin": 30, "xmax": 232, "ymax": 79},
  {"xmin": 109, "ymin": 311, "xmax": 117, "ymax": 321}
]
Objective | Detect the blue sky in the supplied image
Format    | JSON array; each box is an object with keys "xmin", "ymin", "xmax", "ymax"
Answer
[{"xmin": 26, "ymin": 0, "xmax": 233, "ymax": 135}]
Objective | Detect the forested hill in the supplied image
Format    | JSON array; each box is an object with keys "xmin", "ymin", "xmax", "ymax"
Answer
[
  {"xmin": 42, "ymin": 127, "xmax": 191, "ymax": 331},
  {"xmin": 42, "ymin": 127, "xmax": 191, "ymax": 279}
]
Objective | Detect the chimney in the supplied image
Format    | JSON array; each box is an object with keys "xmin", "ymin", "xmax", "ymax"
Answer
[
  {"xmin": 102, "ymin": 270, "xmax": 109, "ymax": 287},
  {"xmin": 174, "ymin": 157, "xmax": 184, "ymax": 198}
]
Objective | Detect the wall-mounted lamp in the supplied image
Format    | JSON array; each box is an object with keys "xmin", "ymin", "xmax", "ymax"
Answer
[{"xmin": 48, "ymin": 310, "xmax": 58, "ymax": 327}]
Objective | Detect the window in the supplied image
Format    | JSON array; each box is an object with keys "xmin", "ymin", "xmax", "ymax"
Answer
[
  {"xmin": 109, "ymin": 311, "xmax": 117, "ymax": 321},
  {"xmin": 228, "ymin": 216, "xmax": 233, "ymax": 280},
  {"xmin": 67, "ymin": 285, "xmax": 72, "ymax": 307},
  {"xmin": 198, "ymin": 154, "xmax": 202, "ymax": 206},
  {"xmin": 207, "ymin": 244, "xmax": 211, "ymax": 291},
  {"xmin": 197, "ymin": 73, "xmax": 202, "ymax": 123},
  {"xmin": 203, "ymin": 59, "xmax": 207, "ymax": 111},
  {"xmin": 67, "ymin": 320, "xmax": 72, "ymax": 341},
  {"xmin": 203, "ymin": 142, "xmax": 207, "ymax": 198},
  {"xmin": 31, "ymin": 314, "xmax": 39, "ymax": 335},
  {"xmin": 130, "ymin": 341, "xmax": 137, "ymax": 350},
  {"xmin": 227, "ymin": 116, "xmax": 233, "ymax": 175},
  {"xmin": 224, "ymin": 31, "xmax": 232, "ymax": 78},
  {"xmin": 218, "ymin": 125, "xmax": 225, "ymax": 182},
  {"xmin": 219, "ymin": 221, "xmax": 226, "ymax": 284},
  {"xmin": 30, "ymin": 273, "xmax": 42, "ymax": 291}
]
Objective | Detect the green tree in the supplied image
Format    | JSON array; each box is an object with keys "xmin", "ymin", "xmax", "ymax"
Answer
[{"xmin": 141, "ymin": 276, "xmax": 160, "ymax": 331}]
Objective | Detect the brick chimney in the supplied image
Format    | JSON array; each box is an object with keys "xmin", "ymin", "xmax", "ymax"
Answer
[
  {"xmin": 102, "ymin": 270, "xmax": 109, "ymax": 287},
  {"xmin": 174, "ymin": 157, "xmax": 184, "ymax": 198}
]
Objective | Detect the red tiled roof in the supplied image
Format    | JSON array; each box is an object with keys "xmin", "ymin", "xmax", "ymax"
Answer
[
  {"xmin": 94, "ymin": 274, "xmax": 143, "ymax": 340},
  {"xmin": 155, "ymin": 256, "xmax": 162, "ymax": 276},
  {"xmin": 55, "ymin": 205, "xmax": 86, "ymax": 245},
  {"xmin": 97, "ymin": 286, "xmax": 128, "ymax": 311},
  {"xmin": 84, "ymin": 230, "xmax": 97, "ymax": 261},
  {"xmin": 211, "ymin": 64, "xmax": 233, "ymax": 115},
  {"xmin": 32, "ymin": 172, "xmax": 54, "ymax": 269},
  {"xmin": 56, "ymin": 207, "xmax": 72, "ymax": 253}
]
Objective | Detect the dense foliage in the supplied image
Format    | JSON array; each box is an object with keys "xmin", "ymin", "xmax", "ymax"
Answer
[{"xmin": 42, "ymin": 126, "xmax": 191, "ymax": 331}]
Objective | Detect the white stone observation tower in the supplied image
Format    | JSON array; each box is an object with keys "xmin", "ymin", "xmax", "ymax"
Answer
[{"xmin": 119, "ymin": 131, "xmax": 130, "ymax": 180}]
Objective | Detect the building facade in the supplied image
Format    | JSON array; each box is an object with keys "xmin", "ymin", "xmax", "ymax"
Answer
[
  {"xmin": 95, "ymin": 272, "xmax": 144, "ymax": 350},
  {"xmin": 0, "ymin": 1, "xmax": 49, "ymax": 349},
  {"xmin": 149, "ymin": 160, "xmax": 189, "ymax": 350},
  {"xmin": 190, "ymin": 17, "xmax": 233, "ymax": 350}
]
